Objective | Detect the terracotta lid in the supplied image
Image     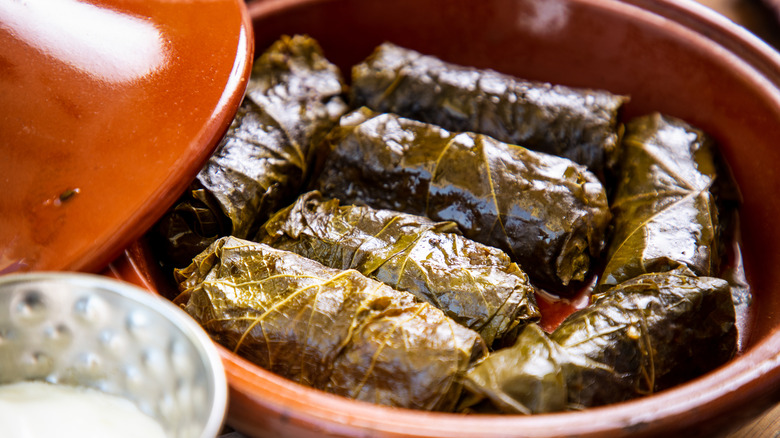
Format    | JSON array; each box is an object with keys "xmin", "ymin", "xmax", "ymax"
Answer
[{"xmin": 0, "ymin": 0, "xmax": 253, "ymax": 274}]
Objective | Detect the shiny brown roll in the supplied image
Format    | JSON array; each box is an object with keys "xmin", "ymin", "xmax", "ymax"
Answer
[
  {"xmin": 351, "ymin": 42, "xmax": 628, "ymax": 179},
  {"xmin": 313, "ymin": 108, "xmax": 611, "ymax": 292},
  {"xmin": 257, "ymin": 190, "xmax": 540, "ymax": 346},
  {"xmin": 176, "ymin": 236, "xmax": 487, "ymax": 412}
]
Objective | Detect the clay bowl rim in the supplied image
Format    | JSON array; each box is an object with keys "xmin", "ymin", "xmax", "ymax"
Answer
[{"xmin": 119, "ymin": 0, "xmax": 780, "ymax": 436}]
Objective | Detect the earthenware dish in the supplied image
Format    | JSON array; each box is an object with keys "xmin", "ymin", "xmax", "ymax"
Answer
[
  {"xmin": 112, "ymin": 0, "xmax": 780, "ymax": 436},
  {"xmin": 0, "ymin": 0, "xmax": 253, "ymax": 274}
]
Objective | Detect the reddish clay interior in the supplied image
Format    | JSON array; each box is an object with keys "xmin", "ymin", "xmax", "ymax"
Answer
[{"xmin": 111, "ymin": 0, "xmax": 780, "ymax": 437}]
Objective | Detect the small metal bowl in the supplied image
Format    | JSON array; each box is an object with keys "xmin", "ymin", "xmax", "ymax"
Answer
[{"xmin": 0, "ymin": 272, "xmax": 228, "ymax": 438}]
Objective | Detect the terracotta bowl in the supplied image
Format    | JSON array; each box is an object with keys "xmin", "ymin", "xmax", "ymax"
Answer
[
  {"xmin": 0, "ymin": 0, "xmax": 253, "ymax": 274},
  {"xmin": 110, "ymin": 0, "xmax": 780, "ymax": 436}
]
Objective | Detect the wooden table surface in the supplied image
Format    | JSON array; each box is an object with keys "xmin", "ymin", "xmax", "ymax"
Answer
[{"xmin": 691, "ymin": 2, "xmax": 780, "ymax": 436}]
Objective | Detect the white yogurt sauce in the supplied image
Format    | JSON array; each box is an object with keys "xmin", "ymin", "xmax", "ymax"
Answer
[{"xmin": 0, "ymin": 381, "xmax": 167, "ymax": 438}]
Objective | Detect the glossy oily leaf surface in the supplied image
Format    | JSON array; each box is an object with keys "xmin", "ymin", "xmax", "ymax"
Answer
[
  {"xmin": 314, "ymin": 108, "xmax": 612, "ymax": 291},
  {"xmin": 599, "ymin": 113, "xmax": 720, "ymax": 291},
  {"xmin": 152, "ymin": 35, "xmax": 348, "ymax": 268},
  {"xmin": 463, "ymin": 268, "xmax": 737, "ymax": 414},
  {"xmin": 351, "ymin": 42, "xmax": 628, "ymax": 180},
  {"xmin": 176, "ymin": 236, "xmax": 486, "ymax": 412},
  {"xmin": 258, "ymin": 190, "xmax": 540, "ymax": 346}
]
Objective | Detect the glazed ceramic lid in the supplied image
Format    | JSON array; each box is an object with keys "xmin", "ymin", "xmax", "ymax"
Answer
[{"xmin": 0, "ymin": 0, "xmax": 253, "ymax": 273}]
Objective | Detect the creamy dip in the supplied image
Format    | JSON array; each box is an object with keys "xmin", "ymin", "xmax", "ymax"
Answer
[{"xmin": 0, "ymin": 381, "xmax": 167, "ymax": 438}]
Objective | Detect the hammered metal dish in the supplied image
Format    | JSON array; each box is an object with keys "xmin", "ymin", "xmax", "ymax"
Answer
[{"xmin": 0, "ymin": 273, "xmax": 228, "ymax": 438}]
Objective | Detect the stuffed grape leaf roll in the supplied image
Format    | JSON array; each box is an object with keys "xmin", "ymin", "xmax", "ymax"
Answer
[
  {"xmin": 313, "ymin": 108, "xmax": 612, "ymax": 292},
  {"xmin": 175, "ymin": 236, "xmax": 487, "ymax": 412},
  {"xmin": 350, "ymin": 42, "xmax": 628, "ymax": 179},
  {"xmin": 152, "ymin": 35, "xmax": 348, "ymax": 267},
  {"xmin": 256, "ymin": 190, "xmax": 541, "ymax": 346},
  {"xmin": 461, "ymin": 267, "xmax": 737, "ymax": 414},
  {"xmin": 598, "ymin": 113, "xmax": 721, "ymax": 291},
  {"xmin": 459, "ymin": 323, "xmax": 569, "ymax": 414}
]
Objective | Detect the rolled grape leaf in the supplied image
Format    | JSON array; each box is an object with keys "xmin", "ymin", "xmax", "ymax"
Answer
[
  {"xmin": 175, "ymin": 236, "xmax": 487, "ymax": 411},
  {"xmin": 555, "ymin": 268, "xmax": 737, "ymax": 408},
  {"xmin": 256, "ymin": 190, "xmax": 541, "ymax": 346},
  {"xmin": 462, "ymin": 268, "xmax": 737, "ymax": 413},
  {"xmin": 313, "ymin": 108, "xmax": 611, "ymax": 292},
  {"xmin": 598, "ymin": 113, "xmax": 720, "ymax": 291},
  {"xmin": 460, "ymin": 323, "xmax": 569, "ymax": 414},
  {"xmin": 152, "ymin": 35, "xmax": 348, "ymax": 267},
  {"xmin": 350, "ymin": 42, "xmax": 628, "ymax": 179}
]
